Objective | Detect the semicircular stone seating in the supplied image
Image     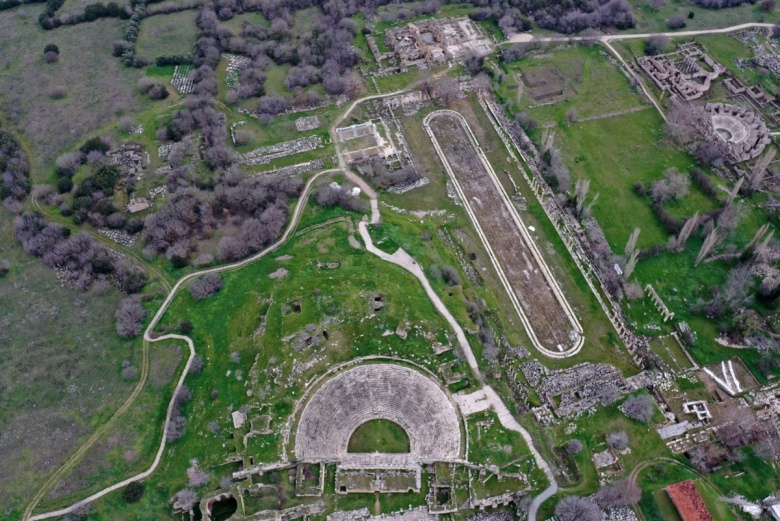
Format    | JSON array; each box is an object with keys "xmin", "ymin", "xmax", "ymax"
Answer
[
  {"xmin": 706, "ymin": 103, "xmax": 770, "ymax": 162},
  {"xmin": 295, "ymin": 364, "xmax": 462, "ymax": 466}
]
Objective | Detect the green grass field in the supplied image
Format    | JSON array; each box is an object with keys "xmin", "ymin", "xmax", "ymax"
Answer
[
  {"xmin": 499, "ymin": 43, "xmax": 779, "ymax": 381},
  {"xmin": 628, "ymin": 0, "xmax": 779, "ymax": 35},
  {"xmin": 0, "ymin": 210, "xmax": 148, "ymax": 520},
  {"xmin": 0, "ymin": 8, "xmax": 147, "ymax": 175},
  {"xmin": 498, "ymin": 45, "xmax": 649, "ymax": 123},
  {"xmin": 136, "ymin": 11, "xmax": 199, "ymax": 60},
  {"xmin": 467, "ymin": 411, "xmax": 532, "ymax": 467},
  {"xmin": 348, "ymin": 420, "xmax": 411, "ymax": 453}
]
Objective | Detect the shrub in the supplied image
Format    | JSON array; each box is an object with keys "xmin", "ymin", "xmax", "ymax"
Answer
[
  {"xmin": 123, "ymin": 481, "xmax": 145, "ymax": 503},
  {"xmin": 189, "ymin": 272, "xmax": 223, "ymax": 300},
  {"xmin": 178, "ymin": 319, "xmax": 194, "ymax": 334},
  {"xmin": 44, "ymin": 43, "xmax": 59, "ymax": 53},
  {"xmin": 79, "ymin": 137, "xmax": 110, "ymax": 155},
  {"xmin": 645, "ymin": 35, "xmax": 669, "ymax": 55},
  {"xmin": 138, "ymin": 77, "xmax": 169, "ymax": 99},
  {"xmin": 56, "ymin": 176, "xmax": 73, "ymax": 193},
  {"xmin": 566, "ymin": 439, "xmax": 583, "ymax": 455},
  {"xmin": 0, "ymin": 258, "xmax": 10, "ymax": 276},
  {"xmin": 441, "ymin": 265, "xmax": 460, "ymax": 286},
  {"xmin": 667, "ymin": 15, "xmax": 686, "ymax": 29},
  {"xmin": 121, "ymin": 363, "xmax": 139, "ymax": 380},
  {"xmin": 49, "ymin": 86, "xmax": 67, "ymax": 99},
  {"xmin": 607, "ymin": 430, "xmax": 629, "ymax": 450},
  {"xmin": 233, "ymin": 128, "xmax": 254, "ymax": 145},
  {"xmin": 189, "ymin": 353, "xmax": 204, "ymax": 373},
  {"xmin": 55, "ymin": 151, "xmax": 84, "ymax": 177}
]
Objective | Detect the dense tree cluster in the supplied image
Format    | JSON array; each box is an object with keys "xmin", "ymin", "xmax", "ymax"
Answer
[
  {"xmin": 485, "ymin": 0, "xmax": 634, "ymax": 34},
  {"xmin": 142, "ymin": 173, "xmax": 301, "ymax": 266},
  {"xmin": 0, "ymin": 130, "xmax": 31, "ymax": 207},
  {"xmin": 167, "ymin": 385, "xmax": 193, "ymax": 442},
  {"xmin": 691, "ymin": 0, "xmax": 755, "ymax": 8},
  {"xmin": 138, "ymin": 77, "xmax": 170, "ymax": 100},
  {"xmin": 0, "ymin": 0, "xmax": 45, "ymax": 13},
  {"xmin": 39, "ymin": 0, "xmax": 131, "ymax": 29},
  {"xmin": 161, "ymin": 99, "xmax": 229, "ymax": 170},
  {"xmin": 357, "ymin": 160, "xmax": 422, "ymax": 190},
  {"xmin": 313, "ymin": 182, "xmax": 370, "ymax": 213},
  {"xmin": 14, "ymin": 212, "xmax": 147, "ymax": 292}
]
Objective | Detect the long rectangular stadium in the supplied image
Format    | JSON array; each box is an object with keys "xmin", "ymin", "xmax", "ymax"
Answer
[{"xmin": 424, "ymin": 110, "xmax": 583, "ymax": 358}]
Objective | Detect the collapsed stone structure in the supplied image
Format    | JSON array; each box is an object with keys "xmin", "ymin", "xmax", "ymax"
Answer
[
  {"xmin": 385, "ymin": 17, "xmax": 490, "ymax": 70},
  {"xmin": 535, "ymin": 363, "xmax": 627, "ymax": 418},
  {"xmin": 637, "ymin": 43, "xmax": 724, "ymax": 102},
  {"xmin": 236, "ymin": 135, "xmax": 323, "ymax": 166}
]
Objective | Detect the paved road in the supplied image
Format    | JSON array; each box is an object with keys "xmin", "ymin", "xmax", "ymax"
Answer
[{"xmin": 506, "ymin": 22, "xmax": 774, "ymax": 43}]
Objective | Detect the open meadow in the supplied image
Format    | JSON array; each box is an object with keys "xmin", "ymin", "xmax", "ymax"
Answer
[{"xmin": 0, "ymin": 8, "xmax": 146, "ymax": 175}]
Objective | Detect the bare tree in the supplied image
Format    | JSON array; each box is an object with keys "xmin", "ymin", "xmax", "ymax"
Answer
[
  {"xmin": 574, "ymin": 178, "xmax": 590, "ymax": 218},
  {"xmin": 718, "ymin": 265, "xmax": 754, "ymax": 312},
  {"xmin": 624, "ymin": 281, "xmax": 644, "ymax": 299},
  {"xmin": 607, "ymin": 430, "xmax": 629, "ymax": 450},
  {"xmin": 566, "ymin": 439, "xmax": 584, "ymax": 455},
  {"xmin": 740, "ymin": 223, "xmax": 771, "ymax": 262},
  {"xmin": 696, "ymin": 228, "xmax": 720, "ymax": 266},
  {"xmin": 668, "ymin": 213, "xmax": 699, "ymax": 252},
  {"xmin": 727, "ymin": 177, "xmax": 744, "ymax": 206},
  {"xmin": 172, "ymin": 488, "xmax": 199, "ymax": 511},
  {"xmin": 55, "ymin": 151, "xmax": 84, "ymax": 177},
  {"xmin": 645, "ymin": 34, "xmax": 669, "ymax": 54},
  {"xmin": 650, "ymin": 168, "xmax": 689, "ymax": 203},
  {"xmin": 595, "ymin": 478, "xmax": 641, "ymax": 508},
  {"xmin": 190, "ymin": 273, "xmax": 224, "ymax": 300},
  {"xmin": 555, "ymin": 496, "xmax": 602, "ymax": 521},
  {"xmin": 435, "ymin": 76, "xmax": 460, "ymax": 106},
  {"xmin": 187, "ymin": 460, "xmax": 210, "ymax": 487},
  {"xmin": 624, "ymin": 248, "xmax": 639, "ymax": 280},
  {"xmin": 624, "ymin": 227, "xmax": 641, "ymax": 257},
  {"xmin": 755, "ymin": 432, "xmax": 780, "ymax": 460},
  {"xmin": 622, "ymin": 394, "xmax": 655, "ymax": 422},
  {"xmin": 116, "ymin": 297, "xmax": 146, "ymax": 338}
]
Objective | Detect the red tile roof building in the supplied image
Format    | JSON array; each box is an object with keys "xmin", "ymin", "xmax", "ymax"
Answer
[{"xmin": 666, "ymin": 480, "xmax": 713, "ymax": 521}]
